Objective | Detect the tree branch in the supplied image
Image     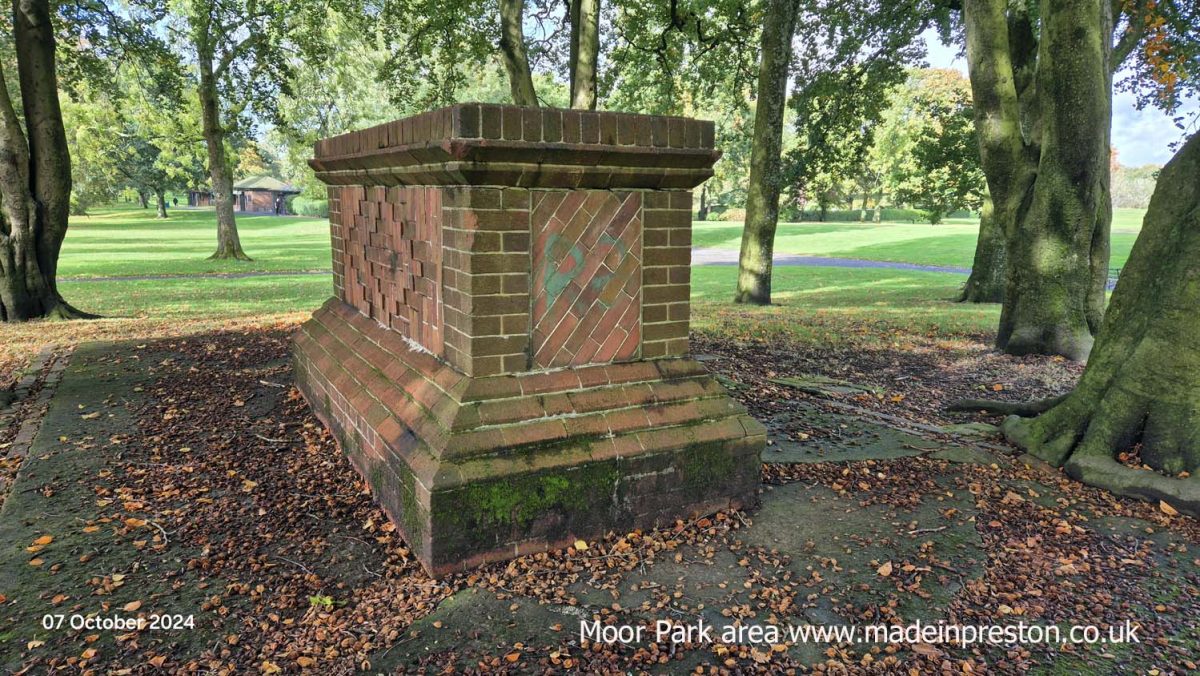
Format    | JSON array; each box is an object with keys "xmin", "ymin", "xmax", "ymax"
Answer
[
  {"xmin": 215, "ymin": 33, "xmax": 261, "ymax": 80},
  {"xmin": 1111, "ymin": 0, "xmax": 1149, "ymax": 72}
]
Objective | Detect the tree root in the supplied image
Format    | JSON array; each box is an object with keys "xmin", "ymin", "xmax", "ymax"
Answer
[
  {"xmin": 208, "ymin": 250, "xmax": 254, "ymax": 261},
  {"xmin": 46, "ymin": 299, "xmax": 101, "ymax": 321},
  {"xmin": 946, "ymin": 394, "xmax": 1069, "ymax": 416},
  {"xmin": 1064, "ymin": 453, "xmax": 1200, "ymax": 517},
  {"xmin": 1001, "ymin": 415, "xmax": 1200, "ymax": 516}
]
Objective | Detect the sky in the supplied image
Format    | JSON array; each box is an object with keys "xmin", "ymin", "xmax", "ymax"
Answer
[{"xmin": 922, "ymin": 29, "xmax": 1197, "ymax": 167}]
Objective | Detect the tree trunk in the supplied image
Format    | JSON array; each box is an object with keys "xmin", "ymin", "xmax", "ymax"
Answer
[
  {"xmin": 138, "ymin": 191, "xmax": 149, "ymax": 209},
  {"xmin": 198, "ymin": 51, "xmax": 250, "ymax": 261},
  {"xmin": 1000, "ymin": 132, "xmax": 1200, "ymax": 515},
  {"xmin": 734, "ymin": 0, "xmax": 800, "ymax": 305},
  {"xmin": 155, "ymin": 188, "xmax": 168, "ymax": 219},
  {"xmin": 697, "ymin": 185, "xmax": 709, "ymax": 222},
  {"xmin": 499, "ymin": 0, "xmax": 538, "ymax": 106},
  {"xmin": 0, "ymin": 0, "xmax": 91, "ymax": 322},
  {"xmin": 959, "ymin": 197, "xmax": 1005, "ymax": 303},
  {"xmin": 569, "ymin": 0, "xmax": 600, "ymax": 110},
  {"xmin": 963, "ymin": 0, "xmax": 1111, "ymax": 360}
]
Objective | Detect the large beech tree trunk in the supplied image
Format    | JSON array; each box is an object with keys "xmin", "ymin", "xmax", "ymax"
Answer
[
  {"xmin": 198, "ymin": 52, "xmax": 250, "ymax": 261},
  {"xmin": 1000, "ymin": 132, "xmax": 1200, "ymax": 515},
  {"xmin": 962, "ymin": 0, "xmax": 1111, "ymax": 359},
  {"xmin": 959, "ymin": 198, "xmax": 1005, "ymax": 302},
  {"xmin": 499, "ymin": 0, "xmax": 538, "ymax": 106},
  {"xmin": 0, "ymin": 0, "xmax": 91, "ymax": 321},
  {"xmin": 734, "ymin": 0, "xmax": 800, "ymax": 305},
  {"xmin": 568, "ymin": 0, "xmax": 600, "ymax": 110}
]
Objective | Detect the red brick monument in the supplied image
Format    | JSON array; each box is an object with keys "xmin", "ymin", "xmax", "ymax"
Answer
[{"xmin": 294, "ymin": 104, "xmax": 765, "ymax": 576}]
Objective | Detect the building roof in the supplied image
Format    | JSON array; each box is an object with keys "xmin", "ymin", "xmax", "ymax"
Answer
[{"xmin": 233, "ymin": 175, "xmax": 300, "ymax": 193}]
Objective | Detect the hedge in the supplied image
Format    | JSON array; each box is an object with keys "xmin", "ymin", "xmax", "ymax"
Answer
[{"xmin": 289, "ymin": 196, "xmax": 329, "ymax": 217}]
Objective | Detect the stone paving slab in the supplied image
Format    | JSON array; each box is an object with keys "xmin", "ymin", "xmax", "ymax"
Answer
[{"xmin": 0, "ymin": 342, "xmax": 223, "ymax": 670}]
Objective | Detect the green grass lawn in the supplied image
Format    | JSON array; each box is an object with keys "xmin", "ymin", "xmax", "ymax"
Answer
[
  {"xmin": 43, "ymin": 201, "xmax": 1143, "ymax": 350},
  {"xmin": 59, "ymin": 274, "xmax": 333, "ymax": 319},
  {"xmin": 693, "ymin": 207, "xmax": 1146, "ymax": 270},
  {"xmin": 61, "ymin": 203, "xmax": 331, "ymax": 278},
  {"xmin": 691, "ymin": 266, "xmax": 996, "ymax": 347}
]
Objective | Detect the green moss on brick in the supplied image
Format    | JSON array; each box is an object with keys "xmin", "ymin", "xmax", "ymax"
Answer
[
  {"xmin": 451, "ymin": 463, "xmax": 621, "ymax": 530},
  {"xmin": 397, "ymin": 464, "xmax": 426, "ymax": 543},
  {"xmin": 681, "ymin": 441, "xmax": 737, "ymax": 492}
]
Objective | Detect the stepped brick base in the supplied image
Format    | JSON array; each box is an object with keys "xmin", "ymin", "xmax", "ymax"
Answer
[{"xmin": 294, "ymin": 300, "xmax": 763, "ymax": 575}]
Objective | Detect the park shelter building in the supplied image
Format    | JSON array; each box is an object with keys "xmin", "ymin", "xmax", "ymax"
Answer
[{"xmin": 187, "ymin": 176, "xmax": 301, "ymax": 214}]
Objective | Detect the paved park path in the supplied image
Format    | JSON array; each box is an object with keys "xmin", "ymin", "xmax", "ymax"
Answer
[
  {"xmin": 689, "ymin": 248, "xmax": 972, "ymax": 274},
  {"xmin": 59, "ymin": 249, "xmax": 972, "ymax": 284}
]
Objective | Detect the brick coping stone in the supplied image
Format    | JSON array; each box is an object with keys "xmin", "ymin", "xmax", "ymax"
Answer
[
  {"xmin": 309, "ymin": 103, "xmax": 722, "ymax": 190},
  {"xmin": 296, "ymin": 104, "xmax": 764, "ymax": 577}
]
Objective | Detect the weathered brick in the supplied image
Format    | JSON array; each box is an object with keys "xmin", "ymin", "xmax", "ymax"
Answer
[{"xmin": 298, "ymin": 105, "xmax": 760, "ymax": 578}]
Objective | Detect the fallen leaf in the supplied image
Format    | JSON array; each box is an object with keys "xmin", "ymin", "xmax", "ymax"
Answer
[
  {"xmin": 505, "ymin": 652, "xmax": 521, "ymax": 663},
  {"xmin": 912, "ymin": 642, "xmax": 942, "ymax": 658},
  {"xmin": 877, "ymin": 561, "xmax": 893, "ymax": 577},
  {"xmin": 124, "ymin": 600, "xmax": 143, "ymax": 612},
  {"xmin": 296, "ymin": 656, "xmax": 315, "ymax": 667},
  {"xmin": 1159, "ymin": 500, "xmax": 1179, "ymax": 516},
  {"xmin": 32, "ymin": 535, "xmax": 53, "ymax": 546},
  {"xmin": 573, "ymin": 539, "xmax": 588, "ymax": 551}
]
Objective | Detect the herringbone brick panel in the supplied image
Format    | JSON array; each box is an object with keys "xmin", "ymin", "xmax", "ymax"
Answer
[{"xmin": 530, "ymin": 190, "xmax": 642, "ymax": 368}]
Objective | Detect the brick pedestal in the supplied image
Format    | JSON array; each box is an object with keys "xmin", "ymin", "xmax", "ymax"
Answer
[{"xmin": 294, "ymin": 104, "xmax": 765, "ymax": 576}]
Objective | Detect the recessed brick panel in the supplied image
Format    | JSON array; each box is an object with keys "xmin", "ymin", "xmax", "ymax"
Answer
[
  {"xmin": 336, "ymin": 185, "xmax": 443, "ymax": 354},
  {"xmin": 530, "ymin": 190, "xmax": 642, "ymax": 368}
]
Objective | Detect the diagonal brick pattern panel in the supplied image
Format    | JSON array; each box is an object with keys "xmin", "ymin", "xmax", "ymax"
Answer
[
  {"xmin": 531, "ymin": 190, "xmax": 642, "ymax": 368},
  {"xmin": 336, "ymin": 185, "xmax": 443, "ymax": 355}
]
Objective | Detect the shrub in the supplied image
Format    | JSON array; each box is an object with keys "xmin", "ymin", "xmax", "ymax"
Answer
[
  {"xmin": 712, "ymin": 207, "xmax": 747, "ymax": 222},
  {"xmin": 289, "ymin": 196, "xmax": 329, "ymax": 217},
  {"xmin": 778, "ymin": 207, "xmax": 933, "ymax": 223}
]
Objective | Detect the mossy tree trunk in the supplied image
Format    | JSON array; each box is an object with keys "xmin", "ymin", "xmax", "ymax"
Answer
[
  {"xmin": 959, "ymin": 198, "xmax": 1005, "ymax": 302},
  {"xmin": 499, "ymin": 0, "xmax": 538, "ymax": 106},
  {"xmin": 0, "ymin": 0, "xmax": 92, "ymax": 321},
  {"xmin": 962, "ymin": 0, "xmax": 1113, "ymax": 358},
  {"xmin": 734, "ymin": 0, "xmax": 800, "ymax": 305},
  {"xmin": 1001, "ymin": 132, "xmax": 1200, "ymax": 515},
  {"xmin": 568, "ymin": 0, "xmax": 600, "ymax": 110}
]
